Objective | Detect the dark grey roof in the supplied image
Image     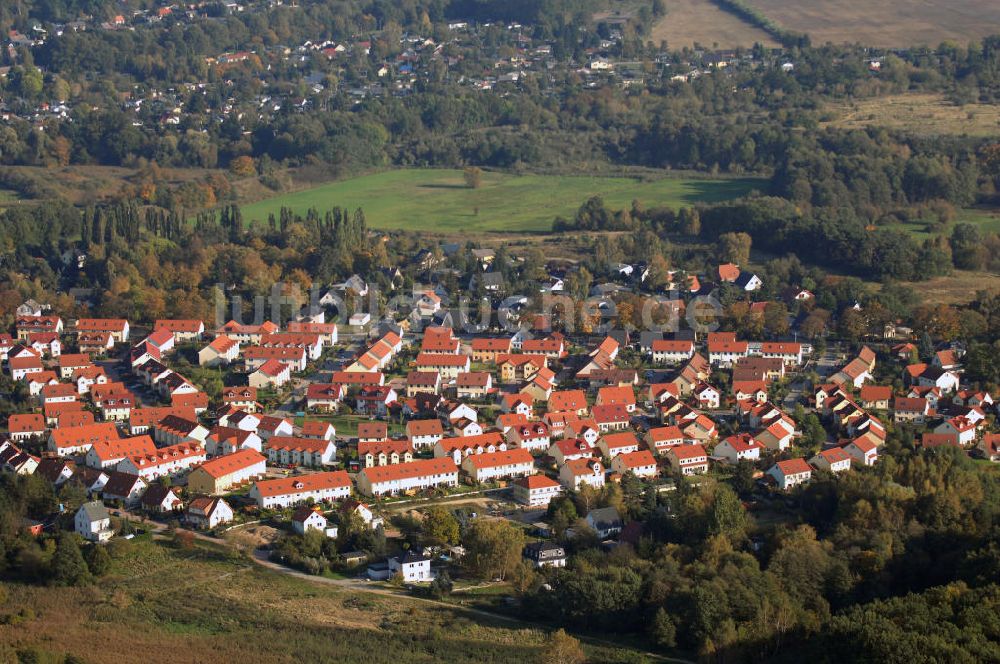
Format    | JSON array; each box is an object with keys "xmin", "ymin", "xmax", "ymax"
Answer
[
  {"xmin": 586, "ymin": 506, "xmax": 623, "ymax": 530},
  {"xmin": 79, "ymin": 500, "xmax": 109, "ymax": 522}
]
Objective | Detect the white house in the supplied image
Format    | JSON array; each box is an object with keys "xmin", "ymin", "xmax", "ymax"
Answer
[
  {"xmin": 809, "ymin": 447, "xmax": 852, "ymax": 474},
  {"xmin": 512, "ymin": 474, "xmax": 563, "ymax": 507},
  {"xmin": 248, "ymin": 471, "xmax": 352, "ymax": 509},
  {"xmin": 75, "ymin": 501, "xmax": 112, "ymax": 542},
  {"xmin": 356, "ymin": 458, "xmax": 459, "ymax": 497},
  {"xmin": 610, "ymin": 449, "xmax": 658, "ymax": 479},
  {"xmin": 713, "ymin": 434, "xmax": 764, "ymax": 465},
  {"xmin": 559, "ymin": 457, "xmax": 605, "ymax": 490},
  {"xmin": 388, "ymin": 551, "xmax": 433, "ymax": 582},
  {"xmin": 767, "ymin": 458, "xmax": 812, "ymax": 490},
  {"xmin": 461, "ymin": 448, "xmax": 535, "ymax": 483},
  {"xmin": 186, "ymin": 496, "xmax": 234, "ymax": 529}
]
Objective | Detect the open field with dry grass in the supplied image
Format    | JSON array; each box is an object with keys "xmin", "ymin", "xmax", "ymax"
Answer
[
  {"xmin": 650, "ymin": 0, "xmax": 777, "ymax": 49},
  {"xmin": 745, "ymin": 0, "xmax": 1000, "ymax": 46},
  {"xmin": 897, "ymin": 269, "xmax": 1000, "ymax": 305},
  {"xmin": 0, "ymin": 537, "xmax": 652, "ymax": 664},
  {"xmin": 821, "ymin": 93, "xmax": 1000, "ymax": 137}
]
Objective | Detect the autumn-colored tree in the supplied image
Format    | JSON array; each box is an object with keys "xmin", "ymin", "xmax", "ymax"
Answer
[
  {"xmin": 763, "ymin": 302, "xmax": 790, "ymax": 337},
  {"xmin": 229, "ymin": 155, "xmax": 256, "ymax": 177},
  {"xmin": 540, "ymin": 629, "xmax": 586, "ymax": 664},
  {"xmin": 463, "ymin": 166, "xmax": 483, "ymax": 189}
]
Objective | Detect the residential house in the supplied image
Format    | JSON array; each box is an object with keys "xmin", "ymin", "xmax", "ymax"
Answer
[
  {"xmin": 185, "ymin": 496, "xmax": 234, "ymax": 529},
  {"xmin": 713, "ymin": 433, "xmax": 764, "ymax": 465},
  {"xmin": 406, "ymin": 419, "xmax": 445, "ymax": 450},
  {"xmin": 610, "ymin": 449, "xmax": 658, "ymax": 479},
  {"xmin": 265, "ymin": 436, "xmax": 337, "ymax": 467},
  {"xmin": 809, "ymin": 447, "xmax": 853, "ymax": 473},
  {"xmin": 766, "ymin": 458, "xmax": 812, "ymax": 490},
  {"xmin": 462, "ymin": 448, "xmax": 535, "ymax": 483},
  {"xmin": 248, "ymin": 471, "xmax": 352, "ymax": 508},
  {"xmin": 356, "ymin": 458, "xmax": 459, "ymax": 496},
  {"xmin": 187, "ymin": 449, "xmax": 267, "ymax": 494},
  {"xmin": 523, "ymin": 541, "xmax": 566, "ymax": 568},
  {"xmin": 667, "ymin": 444, "xmax": 709, "ymax": 475},
  {"xmin": 75, "ymin": 501, "xmax": 112, "ymax": 542},
  {"xmin": 586, "ymin": 506, "xmax": 623, "ymax": 538},
  {"xmin": 512, "ymin": 474, "xmax": 563, "ymax": 507},
  {"xmin": 559, "ymin": 457, "xmax": 605, "ymax": 490}
]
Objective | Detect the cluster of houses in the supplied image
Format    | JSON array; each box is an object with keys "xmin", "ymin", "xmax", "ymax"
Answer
[{"xmin": 3, "ymin": 289, "xmax": 998, "ymax": 551}]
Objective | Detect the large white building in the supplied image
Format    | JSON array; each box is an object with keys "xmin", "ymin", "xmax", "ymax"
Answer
[
  {"xmin": 247, "ymin": 471, "xmax": 353, "ymax": 509},
  {"xmin": 461, "ymin": 448, "xmax": 535, "ymax": 483},
  {"xmin": 356, "ymin": 458, "xmax": 459, "ymax": 497}
]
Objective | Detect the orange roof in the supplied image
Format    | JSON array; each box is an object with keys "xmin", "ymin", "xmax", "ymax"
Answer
[
  {"xmin": 775, "ymin": 458, "xmax": 812, "ymax": 475},
  {"xmin": 50, "ymin": 422, "xmax": 120, "ymax": 448},
  {"xmin": 406, "ymin": 419, "xmax": 444, "ymax": 437},
  {"xmin": 651, "ymin": 339, "xmax": 694, "ymax": 352},
  {"xmin": 616, "ymin": 449, "xmax": 656, "ymax": 468},
  {"xmin": 670, "ymin": 443, "xmax": 707, "ymax": 461},
  {"xmin": 549, "ymin": 389, "xmax": 588, "ymax": 412},
  {"xmin": 358, "ymin": 438, "xmax": 410, "ymax": 456},
  {"xmin": 859, "ymin": 385, "xmax": 893, "ymax": 402},
  {"xmin": 437, "ymin": 431, "xmax": 505, "ymax": 452},
  {"xmin": 8, "ymin": 413, "xmax": 45, "ymax": 432},
  {"xmin": 155, "ymin": 319, "xmax": 204, "ymax": 333},
  {"xmin": 472, "ymin": 338, "xmax": 512, "ymax": 352},
  {"xmin": 194, "ymin": 449, "xmax": 266, "ymax": 478},
  {"xmin": 89, "ymin": 435, "xmax": 156, "ymax": 461},
  {"xmin": 602, "ymin": 431, "xmax": 639, "ymax": 449},
  {"xmin": 515, "ymin": 474, "xmax": 560, "ymax": 489},
  {"xmin": 415, "ymin": 353, "xmax": 470, "ymax": 367},
  {"xmin": 361, "ymin": 457, "xmax": 457, "ymax": 482},
  {"xmin": 58, "ymin": 353, "xmax": 92, "ymax": 368},
  {"xmin": 127, "ymin": 442, "xmax": 203, "ymax": 468},
  {"xmin": 597, "ymin": 385, "xmax": 635, "ymax": 406},
  {"xmin": 253, "ymin": 470, "xmax": 351, "ymax": 497},
  {"xmin": 266, "ymin": 436, "xmax": 333, "ymax": 453},
  {"xmin": 465, "ymin": 448, "xmax": 533, "ymax": 469},
  {"xmin": 208, "ymin": 335, "xmax": 238, "ymax": 353},
  {"xmin": 76, "ymin": 318, "xmax": 128, "ymax": 332},
  {"xmin": 718, "ymin": 263, "xmax": 741, "ymax": 281}
]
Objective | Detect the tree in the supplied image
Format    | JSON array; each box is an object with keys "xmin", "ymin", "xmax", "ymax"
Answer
[
  {"xmin": 463, "ymin": 166, "xmax": 483, "ymax": 189},
  {"xmin": 229, "ymin": 155, "xmax": 256, "ymax": 177},
  {"xmin": 462, "ymin": 519, "xmax": 525, "ymax": 581},
  {"xmin": 51, "ymin": 534, "xmax": 89, "ymax": 586},
  {"xmin": 650, "ymin": 607, "xmax": 677, "ymax": 648},
  {"xmin": 422, "ymin": 507, "xmax": 460, "ymax": 547},
  {"xmin": 85, "ymin": 543, "xmax": 111, "ymax": 576},
  {"xmin": 540, "ymin": 629, "xmax": 586, "ymax": 664},
  {"xmin": 707, "ymin": 484, "xmax": 749, "ymax": 542},
  {"xmin": 718, "ymin": 232, "xmax": 752, "ymax": 266}
]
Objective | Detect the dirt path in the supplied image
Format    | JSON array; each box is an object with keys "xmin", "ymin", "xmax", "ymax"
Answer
[{"xmin": 248, "ymin": 548, "xmax": 693, "ymax": 663}]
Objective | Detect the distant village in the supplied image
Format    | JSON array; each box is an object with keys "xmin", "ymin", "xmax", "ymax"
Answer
[
  {"xmin": 1, "ymin": 248, "xmax": 995, "ymax": 582},
  {"xmin": 1, "ymin": 0, "xmax": 864, "ymax": 132}
]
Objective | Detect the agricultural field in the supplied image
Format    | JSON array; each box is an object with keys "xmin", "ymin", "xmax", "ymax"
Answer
[
  {"xmin": 745, "ymin": 0, "xmax": 1000, "ymax": 46},
  {"xmin": 648, "ymin": 0, "xmax": 777, "ymax": 49},
  {"xmin": 822, "ymin": 93, "xmax": 1000, "ymax": 138},
  {"xmin": 0, "ymin": 537, "xmax": 648, "ymax": 664},
  {"xmin": 239, "ymin": 169, "xmax": 762, "ymax": 233}
]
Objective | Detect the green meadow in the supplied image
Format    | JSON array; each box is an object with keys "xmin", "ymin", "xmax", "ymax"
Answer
[{"xmin": 239, "ymin": 169, "xmax": 762, "ymax": 232}]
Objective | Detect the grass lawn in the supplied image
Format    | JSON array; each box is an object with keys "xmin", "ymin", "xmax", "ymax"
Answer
[
  {"xmin": 295, "ymin": 413, "xmax": 405, "ymax": 438},
  {"xmin": 0, "ymin": 538, "xmax": 651, "ymax": 663},
  {"xmin": 239, "ymin": 168, "xmax": 762, "ymax": 233},
  {"xmin": 884, "ymin": 206, "xmax": 1000, "ymax": 240}
]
